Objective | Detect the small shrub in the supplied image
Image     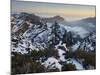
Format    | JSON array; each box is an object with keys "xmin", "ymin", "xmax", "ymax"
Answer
[{"xmin": 61, "ymin": 63, "xmax": 76, "ymax": 71}]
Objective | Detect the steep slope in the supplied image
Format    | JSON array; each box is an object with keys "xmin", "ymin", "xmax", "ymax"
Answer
[{"xmin": 11, "ymin": 12, "xmax": 96, "ymax": 72}]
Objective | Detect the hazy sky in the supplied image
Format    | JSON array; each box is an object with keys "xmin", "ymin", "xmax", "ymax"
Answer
[{"xmin": 11, "ymin": 0, "xmax": 96, "ymax": 21}]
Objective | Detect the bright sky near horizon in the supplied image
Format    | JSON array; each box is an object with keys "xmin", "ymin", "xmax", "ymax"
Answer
[{"xmin": 11, "ymin": 0, "xmax": 96, "ymax": 21}]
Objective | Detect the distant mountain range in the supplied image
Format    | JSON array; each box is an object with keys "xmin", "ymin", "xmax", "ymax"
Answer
[
  {"xmin": 11, "ymin": 12, "xmax": 96, "ymax": 54},
  {"xmin": 41, "ymin": 15, "xmax": 65, "ymax": 23},
  {"xmin": 81, "ymin": 17, "xmax": 96, "ymax": 25}
]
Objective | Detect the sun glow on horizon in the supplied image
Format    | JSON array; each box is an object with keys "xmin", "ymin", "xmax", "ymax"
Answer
[{"xmin": 11, "ymin": 0, "xmax": 96, "ymax": 21}]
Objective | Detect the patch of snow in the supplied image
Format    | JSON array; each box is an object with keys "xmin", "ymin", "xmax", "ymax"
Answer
[
  {"xmin": 42, "ymin": 57, "xmax": 62, "ymax": 71},
  {"xmin": 55, "ymin": 41, "xmax": 62, "ymax": 49},
  {"xmin": 58, "ymin": 49, "xmax": 66, "ymax": 62},
  {"xmin": 63, "ymin": 43, "xmax": 68, "ymax": 51},
  {"xmin": 67, "ymin": 59, "xmax": 84, "ymax": 70},
  {"xmin": 12, "ymin": 46, "xmax": 28, "ymax": 54},
  {"xmin": 47, "ymin": 23, "xmax": 52, "ymax": 28},
  {"xmin": 55, "ymin": 41, "xmax": 68, "ymax": 51},
  {"xmin": 72, "ymin": 41, "xmax": 80, "ymax": 51},
  {"xmin": 16, "ymin": 20, "xmax": 23, "ymax": 26}
]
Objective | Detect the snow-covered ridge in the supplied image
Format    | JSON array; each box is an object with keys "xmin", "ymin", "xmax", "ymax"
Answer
[{"xmin": 11, "ymin": 12, "xmax": 96, "ymax": 71}]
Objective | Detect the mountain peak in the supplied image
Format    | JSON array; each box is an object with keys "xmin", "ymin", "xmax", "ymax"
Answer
[
  {"xmin": 53, "ymin": 15, "xmax": 64, "ymax": 19},
  {"xmin": 41, "ymin": 15, "xmax": 64, "ymax": 23}
]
